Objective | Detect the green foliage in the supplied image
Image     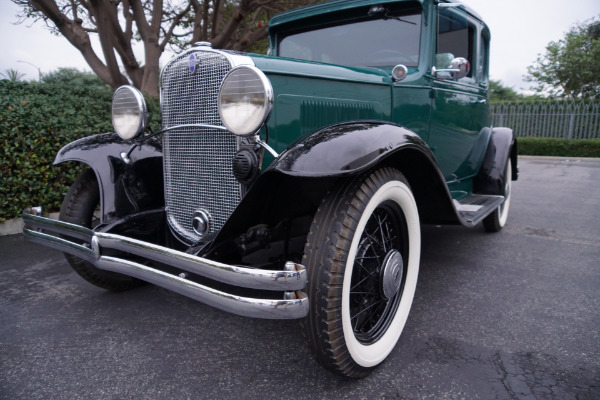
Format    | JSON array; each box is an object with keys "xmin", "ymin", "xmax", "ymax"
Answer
[
  {"xmin": 518, "ymin": 138, "xmax": 600, "ymax": 157},
  {"xmin": 1, "ymin": 68, "xmax": 26, "ymax": 82},
  {"xmin": 526, "ymin": 18, "xmax": 600, "ymax": 99},
  {"xmin": 41, "ymin": 67, "xmax": 107, "ymax": 88},
  {"xmin": 0, "ymin": 79, "xmax": 161, "ymax": 221},
  {"xmin": 489, "ymin": 80, "xmax": 523, "ymax": 102}
]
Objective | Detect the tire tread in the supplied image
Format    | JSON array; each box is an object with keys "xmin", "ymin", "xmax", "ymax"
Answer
[{"xmin": 301, "ymin": 168, "xmax": 410, "ymax": 378}]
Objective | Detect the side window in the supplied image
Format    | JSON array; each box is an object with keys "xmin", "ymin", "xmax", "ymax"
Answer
[
  {"xmin": 478, "ymin": 31, "xmax": 490, "ymax": 85},
  {"xmin": 436, "ymin": 7, "xmax": 475, "ymax": 82}
]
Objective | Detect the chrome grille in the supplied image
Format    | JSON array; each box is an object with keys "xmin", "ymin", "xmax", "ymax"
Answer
[{"xmin": 161, "ymin": 50, "xmax": 240, "ymax": 243}]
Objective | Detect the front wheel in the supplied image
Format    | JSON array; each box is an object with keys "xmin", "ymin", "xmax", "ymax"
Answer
[
  {"xmin": 59, "ymin": 169, "xmax": 143, "ymax": 291},
  {"xmin": 302, "ymin": 168, "xmax": 421, "ymax": 378}
]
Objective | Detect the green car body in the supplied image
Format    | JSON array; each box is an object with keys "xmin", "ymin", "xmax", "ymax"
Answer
[
  {"xmin": 23, "ymin": 0, "xmax": 517, "ymax": 378},
  {"xmin": 259, "ymin": 0, "xmax": 509, "ymax": 196}
]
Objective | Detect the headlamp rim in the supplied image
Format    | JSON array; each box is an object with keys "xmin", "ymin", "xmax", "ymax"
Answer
[
  {"xmin": 218, "ymin": 65, "xmax": 273, "ymax": 137},
  {"xmin": 111, "ymin": 85, "xmax": 148, "ymax": 140}
]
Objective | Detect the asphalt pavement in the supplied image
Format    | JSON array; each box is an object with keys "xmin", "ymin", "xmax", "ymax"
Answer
[{"xmin": 1, "ymin": 156, "xmax": 599, "ymax": 399}]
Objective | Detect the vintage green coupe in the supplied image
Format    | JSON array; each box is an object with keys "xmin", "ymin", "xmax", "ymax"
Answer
[{"xmin": 23, "ymin": 0, "xmax": 517, "ymax": 377}]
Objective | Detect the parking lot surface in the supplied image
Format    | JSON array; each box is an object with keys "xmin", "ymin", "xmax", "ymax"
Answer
[{"xmin": 1, "ymin": 156, "xmax": 599, "ymax": 399}]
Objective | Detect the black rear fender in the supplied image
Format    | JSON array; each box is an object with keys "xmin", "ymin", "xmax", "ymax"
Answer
[{"xmin": 474, "ymin": 127, "xmax": 518, "ymax": 195}]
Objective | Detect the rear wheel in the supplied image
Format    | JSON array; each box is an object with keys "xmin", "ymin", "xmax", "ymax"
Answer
[
  {"xmin": 59, "ymin": 169, "xmax": 143, "ymax": 291},
  {"xmin": 302, "ymin": 168, "xmax": 420, "ymax": 378},
  {"xmin": 483, "ymin": 158, "xmax": 512, "ymax": 232}
]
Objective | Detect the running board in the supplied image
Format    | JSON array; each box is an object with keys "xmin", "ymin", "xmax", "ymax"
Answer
[{"xmin": 453, "ymin": 194, "xmax": 505, "ymax": 227}]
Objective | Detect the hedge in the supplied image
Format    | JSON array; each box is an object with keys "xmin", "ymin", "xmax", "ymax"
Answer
[
  {"xmin": 2, "ymin": 79, "xmax": 599, "ymax": 222},
  {"xmin": 517, "ymin": 138, "xmax": 600, "ymax": 158},
  {"xmin": 0, "ymin": 80, "xmax": 159, "ymax": 222}
]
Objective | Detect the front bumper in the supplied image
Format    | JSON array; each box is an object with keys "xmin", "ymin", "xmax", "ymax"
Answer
[{"xmin": 22, "ymin": 208, "xmax": 308, "ymax": 320}]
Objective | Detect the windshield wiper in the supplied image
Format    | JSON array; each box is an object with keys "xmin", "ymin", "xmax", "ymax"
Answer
[{"xmin": 368, "ymin": 5, "xmax": 417, "ymax": 25}]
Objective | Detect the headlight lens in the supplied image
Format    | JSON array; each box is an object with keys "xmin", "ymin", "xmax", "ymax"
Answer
[
  {"xmin": 111, "ymin": 85, "xmax": 148, "ymax": 140},
  {"xmin": 218, "ymin": 66, "xmax": 273, "ymax": 137}
]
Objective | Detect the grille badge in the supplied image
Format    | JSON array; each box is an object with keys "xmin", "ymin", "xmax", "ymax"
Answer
[{"xmin": 188, "ymin": 54, "xmax": 198, "ymax": 73}]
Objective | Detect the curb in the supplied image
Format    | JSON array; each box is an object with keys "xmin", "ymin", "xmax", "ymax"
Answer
[
  {"xmin": 518, "ymin": 155, "xmax": 600, "ymax": 161},
  {"xmin": 0, "ymin": 212, "xmax": 59, "ymax": 236}
]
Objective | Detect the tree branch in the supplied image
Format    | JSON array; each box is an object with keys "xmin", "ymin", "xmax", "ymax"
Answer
[
  {"xmin": 232, "ymin": 25, "xmax": 268, "ymax": 51},
  {"xmin": 159, "ymin": 4, "xmax": 191, "ymax": 51},
  {"xmin": 211, "ymin": 0, "xmax": 252, "ymax": 48},
  {"xmin": 26, "ymin": 0, "xmax": 124, "ymax": 86},
  {"xmin": 88, "ymin": 0, "xmax": 129, "ymax": 86}
]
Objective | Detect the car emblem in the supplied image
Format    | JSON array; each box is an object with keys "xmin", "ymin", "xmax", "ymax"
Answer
[{"xmin": 188, "ymin": 54, "xmax": 198, "ymax": 73}]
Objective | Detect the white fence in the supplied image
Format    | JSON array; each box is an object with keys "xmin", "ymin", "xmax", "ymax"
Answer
[{"xmin": 490, "ymin": 101, "xmax": 600, "ymax": 139}]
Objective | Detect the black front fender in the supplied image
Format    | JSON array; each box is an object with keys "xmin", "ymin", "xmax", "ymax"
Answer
[
  {"xmin": 270, "ymin": 122, "xmax": 431, "ymax": 177},
  {"xmin": 270, "ymin": 122, "xmax": 459, "ymax": 225},
  {"xmin": 54, "ymin": 133, "xmax": 164, "ymax": 223},
  {"xmin": 213, "ymin": 122, "xmax": 460, "ymax": 248}
]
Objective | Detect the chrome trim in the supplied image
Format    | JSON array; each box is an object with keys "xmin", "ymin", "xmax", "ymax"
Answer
[
  {"xmin": 24, "ymin": 228, "xmax": 96, "ymax": 262},
  {"xmin": 432, "ymin": 57, "xmax": 470, "ymax": 80},
  {"xmin": 159, "ymin": 47, "xmax": 254, "ymax": 91},
  {"xmin": 392, "ymin": 64, "xmax": 408, "ymax": 82},
  {"xmin": 24, "ymin": 212, "xmax": 94, "ymax": 242},
  {"xmin": 97, "ymin": 256, "xmax": 308, "ymax": 320},
  {"xmin": 160, "ymin": 49, "xmax": 242, "ymax": 242},
  {"xmin": 22, "ymin": 212, "xmax": 308, "ymax": 320},
  {"xmin": 218, "ymin": 65, "xmax": 274, "ymax": 137},
  {"xmin": 439, "ymin": 3, "xmax": 464, "ymax": 8},
  {"xmin": 112, "ymin": 85, "xmax": 148, "ymax": 140},
  {"xmin": 158, "ymin": 123, "xmax": 228, "ymax": 133},
  {"xmin": 257, "ymin": 139, "xmax": 279, "ymax": 158},
  {"xmin": 192, "ymin": 209, "xmax": 211, "ymax": 236},
  {"xmin": 94, "ymin": 232, "xmax": 306, "ymax": 291},
  {"xmin": 120, "ymin": 151, "xmax": 132, "ymax": 164}
]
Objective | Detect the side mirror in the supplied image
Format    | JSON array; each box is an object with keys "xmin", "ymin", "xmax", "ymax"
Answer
[{"xmin": 432, "ymin": 57, "xmax": 470, "ymax": 80}]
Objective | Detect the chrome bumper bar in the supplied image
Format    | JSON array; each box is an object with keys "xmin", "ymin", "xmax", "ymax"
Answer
[{"xmin": 22, "ymin": 209, "xmax": 308, "ymax": 319}]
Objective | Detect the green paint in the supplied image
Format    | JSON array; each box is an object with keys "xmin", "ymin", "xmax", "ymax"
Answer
[{"xmin": 253, "ymin": 0, "xmax": 493, "ymax": 191}]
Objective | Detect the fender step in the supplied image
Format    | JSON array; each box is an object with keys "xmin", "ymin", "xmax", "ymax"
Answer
[{"xmin": 454, "ymin": 194, "xmax": 505, "ymax": 227}]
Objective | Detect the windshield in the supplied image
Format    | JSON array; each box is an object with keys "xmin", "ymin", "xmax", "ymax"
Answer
[{"xmin": 278, "ymin": 10, "xmax": 422, "ymax": 67}]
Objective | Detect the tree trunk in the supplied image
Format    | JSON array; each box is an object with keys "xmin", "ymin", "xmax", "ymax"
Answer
[{"xmin": 16, "ymin": 0, "xmax": 326, "ymax": 98}]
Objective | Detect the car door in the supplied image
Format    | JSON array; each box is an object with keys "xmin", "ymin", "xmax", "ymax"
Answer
[{"xmin": 427, "ymin": 5, "xmax": 488, "ymax": 190}]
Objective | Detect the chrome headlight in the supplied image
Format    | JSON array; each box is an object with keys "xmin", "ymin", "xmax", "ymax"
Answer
[
  {"xmin": 111, "ymin": 85, "xmax": 148, "ymax": 140},
  {"xmin": 218, "ymin": 66, "xmax": 273, "ymax": 137}
]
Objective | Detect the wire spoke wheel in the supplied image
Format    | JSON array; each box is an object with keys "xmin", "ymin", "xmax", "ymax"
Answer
[
  {"xmin": 350, "ymin": 203, "xmax": 408, "ymax": 344},
  {"xmin": 302, "ymin": 168, "xmax": 420, "ymax": 378}
]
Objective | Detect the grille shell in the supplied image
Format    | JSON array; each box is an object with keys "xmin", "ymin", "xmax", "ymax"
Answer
[{"xmin": 160, "ymin": 50, "xmax": 242, "ymax": 243}]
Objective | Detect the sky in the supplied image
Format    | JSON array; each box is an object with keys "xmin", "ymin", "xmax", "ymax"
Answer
[{"xmin": 1, "ymin": 0, "xmax": 599, "ymax": 94}]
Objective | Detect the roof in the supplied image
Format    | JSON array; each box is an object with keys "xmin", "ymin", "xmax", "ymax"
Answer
[{"xmin": 269, "ymin": 0, "xmax": 484, "ymax": 31}]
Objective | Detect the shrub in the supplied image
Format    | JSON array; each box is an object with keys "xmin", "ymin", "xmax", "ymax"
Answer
[
  {"xmin": 517, "ymin": 137, "xmax": 600, "ymax": 157},
  {"xmin": 0, "ymin": 80, "xmax": 160, "ymax": 221}
]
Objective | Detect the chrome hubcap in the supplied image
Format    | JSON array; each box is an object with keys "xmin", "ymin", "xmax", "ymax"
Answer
[{"xmin": 380, "ymin": 249, "xmax": 404, "ymax": 300}]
